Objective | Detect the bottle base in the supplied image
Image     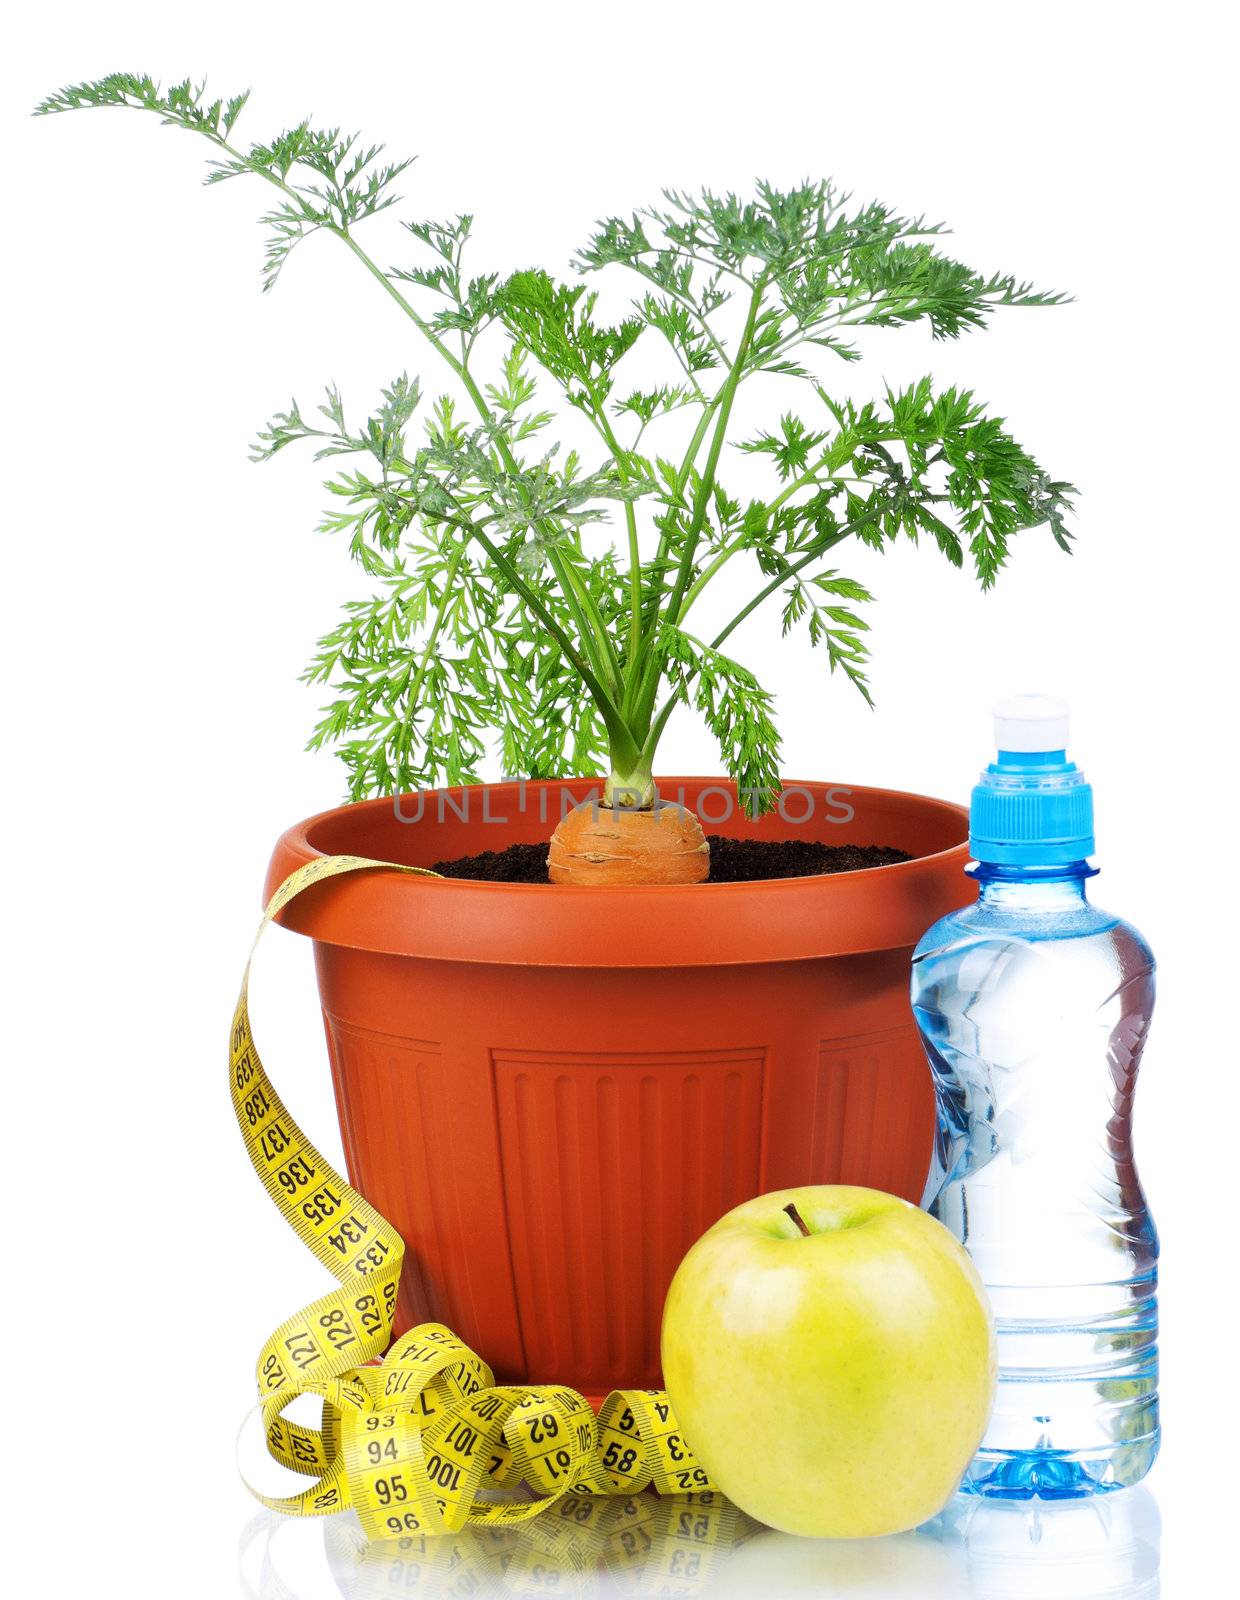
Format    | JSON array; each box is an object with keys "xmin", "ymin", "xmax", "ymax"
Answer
[{"xmin": 959, "ymin": 1434, "xmax": 1160, "ymax": 1500}]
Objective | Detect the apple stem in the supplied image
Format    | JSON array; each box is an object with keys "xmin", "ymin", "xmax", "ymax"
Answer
[{"xmin": 783, "ymin": 1202, "xmax": 812, "ymax": 1238}]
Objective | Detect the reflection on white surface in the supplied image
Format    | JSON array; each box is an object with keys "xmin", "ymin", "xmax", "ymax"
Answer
[{"xmin": 239, "ymin": 1484, "xmax": 1161, "ymax": 1600}]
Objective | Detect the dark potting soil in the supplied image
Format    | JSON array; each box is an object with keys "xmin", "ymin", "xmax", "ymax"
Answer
[
  {"xmin": 701, "ymin": 836, "xmax": 910, "ymax": 882},
  {"xmin": 433, "ymin": 842, "xmax": 557, "ymax": 883},
  {"xmin": 432, "ymin": 836, "xmax": 911, "ymax": 884}
]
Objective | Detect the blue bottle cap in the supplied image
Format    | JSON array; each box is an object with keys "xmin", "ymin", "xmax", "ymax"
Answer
[{"xmin": 969, "ymin": 695, "xmax": 1095, "ymax": 867}]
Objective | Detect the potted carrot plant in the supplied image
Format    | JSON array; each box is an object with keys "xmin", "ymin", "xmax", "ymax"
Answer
[{"xmin": 39, "ymin": 74, "xmax": 1075, "ymax": 1394}]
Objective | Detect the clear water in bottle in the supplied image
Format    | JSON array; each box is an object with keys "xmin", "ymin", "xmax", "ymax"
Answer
[{"xmin": 912, "ymin": 697, "xmax": 1159, "ymax": 1498}]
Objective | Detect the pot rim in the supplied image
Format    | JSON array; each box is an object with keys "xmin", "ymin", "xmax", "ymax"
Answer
[{"xmin": 266, "ymin": 776, "xmax": 970, "ymax": 967}]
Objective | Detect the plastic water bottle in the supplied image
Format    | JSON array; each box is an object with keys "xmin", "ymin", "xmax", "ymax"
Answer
[{"xmin": 911, "ymin": 696, "xmax": 1159, "ymax": 1498}]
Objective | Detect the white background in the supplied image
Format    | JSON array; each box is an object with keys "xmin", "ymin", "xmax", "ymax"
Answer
[{"xmin": 3, "ymin": 3, "xmax": 1236, "ymax": 1595}]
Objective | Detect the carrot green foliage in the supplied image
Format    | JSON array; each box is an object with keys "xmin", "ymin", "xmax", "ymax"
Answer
[{"xmin": 38, "ymin": 74, "xmax": 1076, "ymax": 811}]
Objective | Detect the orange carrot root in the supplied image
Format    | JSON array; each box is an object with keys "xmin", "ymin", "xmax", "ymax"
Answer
[{"xmin": 548, "ymin": 803, "xmax": 709, "ymax": 886}]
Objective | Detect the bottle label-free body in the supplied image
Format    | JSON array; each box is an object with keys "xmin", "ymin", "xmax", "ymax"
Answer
[{"xmin": 913, "ymin": 891, "xmax": 1159, "ymax": 1498}]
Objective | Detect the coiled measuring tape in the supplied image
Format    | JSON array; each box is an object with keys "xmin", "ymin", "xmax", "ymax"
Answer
[{"xmin": 231, "ymin": 853, "xmax": 718, "ymax": 1539}]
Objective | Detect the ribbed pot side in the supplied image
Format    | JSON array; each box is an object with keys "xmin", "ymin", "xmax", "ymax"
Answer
[{"xmin": 266, "ymin": 777, "xmax": 971, "ymax": 1396}]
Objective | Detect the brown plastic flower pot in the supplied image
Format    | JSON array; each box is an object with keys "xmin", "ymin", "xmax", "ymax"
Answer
[{"xmin": 266, "ymin": 776, "xmax": 970, "ymax": 1397}]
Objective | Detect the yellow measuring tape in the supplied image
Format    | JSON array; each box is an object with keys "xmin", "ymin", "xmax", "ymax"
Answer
[{"xmin": 232, "ymin": 853, "xmax": 718, "ymax": 1539}]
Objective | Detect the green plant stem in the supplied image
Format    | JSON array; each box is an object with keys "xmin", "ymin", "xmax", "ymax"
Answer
[
  {"xmin": 556, "ymin": 552, "xmax": 623, "ymax": 689},
  {"xmin": 339, "ymin": 231, "xmax": 459, "ymax": 371},
  {"xmin": 375, "ymin": 482, "xmax": 629, "ymax": 741},
  {"xmin": 709, "ymin": 516, "xmax": 876, "ymax": 651},
  {"xmin": 673, "ymin": 475, "xmax": 874, "ymax": 623},
  {"xmin": 583, "ymin": 404, "xmax": 644, "ymax": 682},
  {"xmin": 675, "ymin": 531, "xmax": 751, "ymax": 620},
  {"xmin": 674, "ymin": 397, "xmax": 721, "ymax": 497},
  {"xmin": 636, "ymin": 694, "xmax": 679, "ymax": 773},
  {"xmin": 639, "ymin": 322, "xmax": 750, "ymax": 635},
  {"xmin": 338, "ymin": 228, "xmax": 626, "ymax": 707},
  {"xmin": 628, "ymin": 280, "xmax": 766, "ymax": 731},
  {"xmin": 637, "ymin": 394, "xmax": 721, "ymax": 642},
  {"xmin": 462, "ymin": 519, "xmax": 636, "ymax": 765},
  {"xmin": 634, "ymin": 520, "xmax": 862, "ymax": 774},
  {"xmin": 663, "ymin": 282, "xmax": 765, "ymax": 623}
]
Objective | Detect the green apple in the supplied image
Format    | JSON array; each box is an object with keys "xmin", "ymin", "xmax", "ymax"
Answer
[{"xmin": 661, "ymin": 1185, "xmax": 994, "ymax": 1539}]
